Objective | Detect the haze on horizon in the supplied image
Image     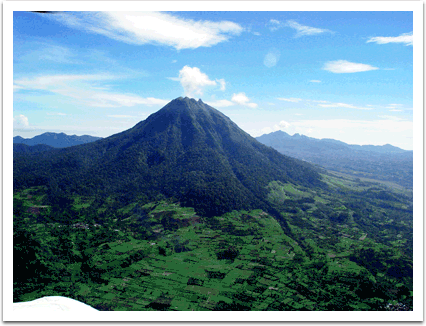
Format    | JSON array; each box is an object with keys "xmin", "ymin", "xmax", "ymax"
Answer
[{"xmin": 13, "ymin": 9, "xmax": 414, "ymax": 150}]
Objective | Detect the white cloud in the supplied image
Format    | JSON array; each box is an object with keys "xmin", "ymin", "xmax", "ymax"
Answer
[
  {"xmin": 14, "ymin": 114, "xmax": 29, "ymax": 128},
  {"xmin": 310, "ymin": 100, "xmax": 329, "ymax": 103},
  {"xmin": 263, "ymin": 49, "xmax": 281, "ymax": 68},
  {"xmin": 277, "ymin": 97, "xmax": 302, "ymax": 103},
  {"xmin": 286, "ymin": 20, "xmax": 332, "ymax": 37},
  {"xmin": 216, "ymin": 78, "xmax": 226, "ymax": 91},
  {"xmin": 231, "ymin": 92, "xmax": 258, "ymax": 108},
  {"xmin": 318, "ymin": 102, "xmax": 373, "ymax": 110},
  {"xmin": 268, "ymin": 19, "xmax": 281, "ymax": 32},
  {"xmin": 377, "ymin": 115, "xmax": 404, "ymax": 121},
  {"xmin": 253, "ymin": 32, "xmax": 261, "ymax": 36},
  {"xmin": 15, "ymin": 42, "xmax": 82, "ymax": 65},
  {"xmin": 389, "ymin": 109, "xmax": 403, "ymax": 112},
  {"xmin": 367, "ymin": 32, "xmax": 413, "ymax": 46},
  {"xmin": 309, "ymin": 80, "xmax": 321, "ymax": 83},
  {"xmin": 323, "ymin": 60, "xmax": 379, "ymax": 73},
  {"xmin": 13, "ymin": 85, "xmax": 25, "ymax": 92},
  {"xmin": 107, "ymin": 115, "xmax": 136, "ymax": 118},
  {"xmin": 176, "ymin": 66, "xmax": 218, "ymax": 97},
  {"xmin": 205, "ymin": 99, "xmax": 234, "ymax": 108},
  {"xmin": 14, "ymin": 74, "xmax": 168, "ymax": 108},
  {"xmin": 319, "ymin": 102, "xmax": 357, "ymax": 109},
  {"xmin": 206, "ymin": 92, "xmax": 258, "ymax": 109},
  {"xmin": 46, "ymin": 112, "xmax": 67, "ymax": 116},
  {"xmin": 278, "ymin": 120, "xmax": 291, "ymax": 129},
  {"xmin": 51, "ymin": 12, "xmax": 243, "ymax": 50}
]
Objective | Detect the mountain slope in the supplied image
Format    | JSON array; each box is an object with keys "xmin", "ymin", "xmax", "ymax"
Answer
[
  {"xmin": 13, "ymin": 97, "xmax": 323, "ymax": 219},
  {"xmin": 13, "ymin": 132, "xmax": 102, "ymax": 148},
  {"xmin": 256, "ymin": 131, "xmax": 413, "ymax": 188},
  {"xmin": 13, "ymin": 143, "xmax": 55, "ymax": 154}
]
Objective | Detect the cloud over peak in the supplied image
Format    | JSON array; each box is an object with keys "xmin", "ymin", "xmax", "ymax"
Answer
[{"xmin": 174, "ymin": 66, "xmax": 226, "ymax": 97}]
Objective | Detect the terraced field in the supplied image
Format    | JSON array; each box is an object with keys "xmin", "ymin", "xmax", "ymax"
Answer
[{"xmin": 13, "ymin": 173, "xmax": 413, "ymax": 311}]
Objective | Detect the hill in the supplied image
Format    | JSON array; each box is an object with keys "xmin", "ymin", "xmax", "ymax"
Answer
[
  {"xmin": 256, "ymin": 131, "xmax": 412, "ymax": 188},
  {"xmin": 13, "ymin": 97, "xmax": 323, "ymax": 218},
  {"xmin": 14, "ymin": 132, "xmax": 102, "ymax": 148}
]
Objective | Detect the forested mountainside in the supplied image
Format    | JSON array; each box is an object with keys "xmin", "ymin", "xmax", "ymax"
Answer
[
  {"xmin": 14, "ymin": 97, "xmax": 322, "ymax": 218},
  {"xmin": 13, "ymin": 143, "xmax": 55, "ymax": 154}
]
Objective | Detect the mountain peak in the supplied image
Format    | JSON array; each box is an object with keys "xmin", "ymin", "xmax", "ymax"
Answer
[{"xmin": 14, "ymin": 97, "xmax": 323, "ymax": 218}]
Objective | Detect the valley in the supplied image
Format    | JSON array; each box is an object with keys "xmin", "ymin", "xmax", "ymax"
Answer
[{"xmin": 13, "ymin": 172, "xmax": 413, "ymax": 311}]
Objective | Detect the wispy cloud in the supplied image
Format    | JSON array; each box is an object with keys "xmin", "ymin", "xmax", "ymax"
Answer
[
  {"xmin": 367, "ymin": 32, "xmax": 413, "ymax": 46},
  {"xmin": 269, "ymin": 19, "xmax": 332, "ymax": 37},
  {"xmin": 49, "ymin": 12, "xmax": 243, "ymax": 50},
  {"xmin": 14, "ymin": 74, "xmax": 168, "ymax": 108},
  {"xmin": 207, "ymin": 92, "xmax": 258, "ymax": 109},
  {"xmin": 277, "ymin": 97, "xmax": 302, "ymax": 103},
  {"xmin": 310, "ymin": 100, "xmax": 329, "ymax": 103},
  {"xmin": 216, "ymin": 78, "xmax": 226, "ymax": 91},
  {"xmin": 16, "ymin": 42, "xmax": 81, "ymax": 65},
  {"xmin": 318, "ymin": 102, "xmax": 373, "ymax": 110},
  {"xmin": 107, "ymin": 115, "xmax": 136, "ymax": 118},
  {"xmin": 46, "ymin": 112, "xmax": 67, "ymax": 116},
  {"xmin": 14, "ymin": 85, "xmax": 25, "ymax": 92},
  {"xmin": 206, "ymin": 99, "xmax": 234, "ymax": 108},
  {"xmin": 309, "ymin": 80, "xmax": 321, "ymax": 83},
  {"xmin": 323, "ymin": 60, "xmax": 379, "ymax": 73},
  {"xmin": 377, "ymin": 115, "xmax": 404, "ymax": 121},
  {"xmin": 286, "ymin": 20, "xmax": 332, "ymax": 37}
]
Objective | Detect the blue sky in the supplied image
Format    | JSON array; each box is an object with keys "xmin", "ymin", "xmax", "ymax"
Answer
[{"xmin": 13, "ymin": 9, "xmax": 415, "ymax": 149}]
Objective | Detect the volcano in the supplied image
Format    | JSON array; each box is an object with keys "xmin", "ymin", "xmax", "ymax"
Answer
[{"xmin": 14, "ymin": 97, "xmax": 323, "ymax": 218}]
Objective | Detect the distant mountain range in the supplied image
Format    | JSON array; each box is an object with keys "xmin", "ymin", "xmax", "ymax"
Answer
[
  {"xmin": 13, "ymin": 132, "xmax": 102, "ymax": 148},
  {"xmin": 256, "ymin": 131, "xmax": 412, "ymax": 188}
]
